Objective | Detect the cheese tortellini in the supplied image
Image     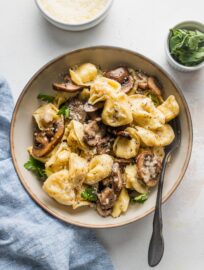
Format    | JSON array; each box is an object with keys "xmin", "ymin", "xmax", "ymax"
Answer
[
  {"xmin": 102, "ymin": 93, "xmax": 133, "ymax": 127},
  {"xmin": 68, "ymin": 153, "xmax": 88, "ymax": 187},
  {"xmin": 88, "ymin": 76, "xmax": 121, "ymax": 105},
  {"xmin": 27, "ymin": 62, "xmax": 180, "ymax": 218},
  {"xmin": 112, "ymin": 188, "xmax": 130, "ymax": 218},
  {"xmin": 85, "ymin": 154, "xmax": 113, "ymax": 185},
  {"xmin": 135, "ymin": 124, "xmax": 175, "ymax": 147},
  {"xmin": 113, "ymin": 127, "xmax": 140, "ymax": 158},
  {"xmin": 67, "ymin": 120, "xmax": 87, "ymax": 151},
  {"xmin": 70, "ymin": 63, "xmax": 98, "ymax": 85},
  {"xmin": 33, "ymin": 103, "xmax": 59, "ymax": 130},
  {"xmin": 43, "ymin": 170, "xmax": 75, "ymax": 206},
  {"xmin": 129, "ymin": 95, "xmax": 165, "ymax": 130},
  {"xmin": 157, "ymin": 95, "xmax": 179, "ymax": 122},
  {"xmin": 45, "ymin": 142, "xmax": 70, "ymax": 176},
  {"xmin": 124, "ymin": 164, "xmax": 148, "ymax": 193}
]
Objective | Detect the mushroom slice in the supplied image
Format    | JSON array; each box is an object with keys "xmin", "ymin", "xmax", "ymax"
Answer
[
  {"xmin": 104, "ymin": 67, "xmax": 134, "ymax": 93},
  {"xmin": 84, "ymin": 102, "xmax": 104, "ymax": 113},
  {"xmin": 147, "ymin": 77, "xmax": 162, "ymax": 96},
  {"xmin": 98, "ymin": 187, "xmax": 117, "ymax": 210},
  {"xmin": 112, "ymin": 163, "xmax": 123, "ymax": 193},
  {"xmin": 121, "ymin": 75, "xmax": 134, "ymax": 93},
  {"xmin": 105, "ymin": 67, "xmax": 129, "ymax": 83},
  {"xmin": 52, "ymin": 76, "xmax": 83, "ymax": 92},
  {"xmin": 114, "ymin": 158, "xmax": 133, "ymax": 165},
  {"xmin": 136, "ymin": 150, "xmax": 162, "ymax": 187},
  {"xmin": 135, "ymin": 71, "xmax": 148, "ymax": 89},
  {"xmin": 116, "ymin": 130, "xmax": 131, "ymax": 139},
  {"xmin": 32, "ymin": 116, "xmax": 65, "ymax": 157}
]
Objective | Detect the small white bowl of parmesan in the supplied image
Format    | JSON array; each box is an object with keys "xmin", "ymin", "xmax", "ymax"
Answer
[{"xmin": 35, "ymin": 0, "xmax": 114, "ymax": 31}]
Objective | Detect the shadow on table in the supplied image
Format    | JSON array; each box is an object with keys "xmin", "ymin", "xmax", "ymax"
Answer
[{"xmin": 37, "ymin": 15, "xmax": 111, "ymax": 50}]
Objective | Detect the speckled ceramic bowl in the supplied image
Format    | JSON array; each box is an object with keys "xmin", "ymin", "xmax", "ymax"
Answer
[{"xmin": 10, "ymin": 46, "xmax": 193, "ymax": 228}]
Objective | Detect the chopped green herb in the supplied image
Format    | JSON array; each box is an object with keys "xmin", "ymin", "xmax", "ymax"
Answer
[
  {"xmin": 130, "ymin": 192, "xmax": 148, "ymax": 204},
  {"xmin": 169, "ymin": 28, "xmax": 204, "ymax": 66},
  {"xmin": 81, "ymin": 187, "xmax": 97, "ymax": 202},
  {"xmin": 24, "ymin": 156, "xmax": 46, "ymax": 180},
  {"xmin": 37, "ymin": 94, "xmax": 55, "ymax": 103},
  {"xmin": 57, "ymin": 105, "xmax": 70, "ymax": 119},
  {"xmin": 146, "ymin": 92, "xmax": 161, "ymax": 106}
]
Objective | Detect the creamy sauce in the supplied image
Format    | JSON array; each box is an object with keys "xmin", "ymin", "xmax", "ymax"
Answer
[{"xmin": 38, "ymin": 0, "xmax": 108, "ymax": 24}]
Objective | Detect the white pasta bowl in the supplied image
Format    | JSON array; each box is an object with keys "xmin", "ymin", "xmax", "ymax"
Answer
[{"xmin": 10, "ymin": 46, "xmax": 193, "ymax": 228}]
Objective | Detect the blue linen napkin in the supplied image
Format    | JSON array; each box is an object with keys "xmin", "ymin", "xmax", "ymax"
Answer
[{"xmin": 0, "ymin": 76, "xmax": 114, "ymax": 270}]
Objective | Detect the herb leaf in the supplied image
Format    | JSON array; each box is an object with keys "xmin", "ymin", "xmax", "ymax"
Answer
[
  {"xmin": 131, "ymin": 193, "xmax": 148, "ymax": 204},
  {"xmin": 81, "ymin": 187, "xmax": 97, "ymax": 202},
  {"xmin": 146, "ymin": 92, "xmax": 161, "ymax": 106},
  {"xmin": 37, "ymin": 94, "xmax": 55, "ymax": 103},
  {"xmin": 24, "ymin": 156, "xmax": 46, "ymax": 180},
  {"xmin": 57, "ymin": 105, "xmax": 70, "ymax": 119},
  {"xmin": 169, "ymin": 28, "xmax": 204, "ymax": 66}
]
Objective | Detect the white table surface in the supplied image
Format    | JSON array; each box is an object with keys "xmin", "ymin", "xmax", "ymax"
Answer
[{"xmin": 1, "ymin": 1, "xmax": 204, "ymax": 269}]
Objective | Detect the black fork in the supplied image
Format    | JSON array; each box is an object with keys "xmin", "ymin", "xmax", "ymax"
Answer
[{"xmin": 148, "ymin": 117, "xmax": 181, "ymax": 267}]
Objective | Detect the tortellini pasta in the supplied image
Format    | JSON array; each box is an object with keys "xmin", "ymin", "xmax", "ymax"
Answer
[
  {"xmin": 157, "ymin": 95, "xmax": 179, "ymax": 122},
  {"xmin": 135, "ymin": 124, "xmax": 175, "ymax": 147},
  {"xmin": 26, "ymin": 62, "xmax": 181, "ymax": 218},
  {"xmin": 43, "ymin": 170, "xmax": 75, "ymax": 206},
  {"xmin": 113, "ymin": 127, "xmax": 140, "ymax": 159},
  {"xmin": 85, "ymin": 154, "xmax": 113, "ymax": 185},
  {"xmin": 54, "ymin": 92, "xmax": 78, "ymax": 108},
  {"xmin": 45, "ymin": 142, "xmax": 70, "ymax": 176},
  {"xmin": 33, "ymin": 103, "xmax": 59, "ymax": 130},
  {"xmin": 88, "ymin": 76, "xmax": 121, "ymax": 105},
  {"xmin": 70, "ymin": 63, "xmax": 98, "ymax": 85},
  {"xmin": 68, "ymin": 153, "xmax": 88, "ymax": 187},
  {"xmin": 112, "ymin": 188, "xmax": 130, "ymax": 218},
  {"xmin": 153, "ymin": 146, "xmax": 165, "ymax": 162},
  {"xmin": 67, "ymin": 120, "xmax": 87, "ymax": 151},
  {"xmin": 102, "ymin": 93, "xmax": 133, "ymax": 127},
  {"xmin": 129, "ymin": 94, "xmax": 165, "ymax": 130},
  {"xmin": 124, "ymin": 164, "xmax": 148, "ymax": 193}
]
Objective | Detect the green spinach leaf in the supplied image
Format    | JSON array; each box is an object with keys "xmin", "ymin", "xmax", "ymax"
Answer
[
  {"xmin": 57, "ymin": 105, "xmax": 70, "ymax": 119},
  {"xmin": 81, "ymin": 187, "xmax": 97, "ymax": 202},
  {"xmin": 131, "ymin": 192, "xmax": 148, "ymax": 204},
  {"xmin": 37, "ymin": 94, "xmax": 55, "ymax": 103},
  {"xmin": 24, "ymin": 156, "xmax": 46, "ymax": 180},
  {"xmin": 169, "ymin": 28, "xmax": 204, "ymax": 66}
]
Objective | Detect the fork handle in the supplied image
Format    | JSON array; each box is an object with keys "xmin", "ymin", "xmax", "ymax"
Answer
[{"xmin": 148, "ymin": 156, "xmax": 168, "ymax": 267}]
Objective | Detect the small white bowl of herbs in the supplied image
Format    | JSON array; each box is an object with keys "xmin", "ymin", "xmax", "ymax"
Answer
[{"xmin": 165, "ymin": 21, "xmax": 204, "ymax": 72}]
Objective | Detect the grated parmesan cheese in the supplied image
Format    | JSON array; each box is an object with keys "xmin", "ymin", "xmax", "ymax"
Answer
[{"xmin": 38, "ymin": 0, "xmax": 108, "ymax": 24}]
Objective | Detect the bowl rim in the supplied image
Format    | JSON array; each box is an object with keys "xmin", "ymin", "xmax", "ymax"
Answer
[
  {"xmin": 35, "ymin": 0, "xmax": 114, "ymax": 27},
  {"xmin": 165, "ymin": 20, "xmax": 204, "ymax": 71},
  {"xmin": 10, "ymin": 46, "xmax": 193, "ymax": 228}
]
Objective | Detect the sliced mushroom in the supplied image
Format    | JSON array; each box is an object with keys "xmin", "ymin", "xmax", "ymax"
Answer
[
  {"xmin": 112, "ymin": 163, "xmax": 123, "ymax": 193},
  {"xmin": 114, "ymin": 158, "xmax": 133, "ymax": 165},
  {"xmin": 136, "ymin": 150, "xmax": 162, "ymax": 187},
  {"xmin": 52, "ymin": 76, "xmax": 83, "ymax": 92},
  {"xmin": 98, "ymin": 187, "xmax": 117, "ymax": 210},
  {"xmin": 116, "ymin": 130, "xmax": 131, "ymax": 140},
  {"xmin": 96, "ymin": 202, "xmax": 112, "ymax": 217},
  {"xmin": 32, "ymin": 116, "xmax": 65, "ymax": 157},
  {"xmin": 83, "ymin": 120, "xmax": 105, "ymax": 146},
  {"xmin": 83, "ymin": 120, "xmax": 113, "ymax": 154},
  {"xmin": 84, "ymin": 102, "xmax": 104, "ymax": 113},
  {"xmin": 104, "ymin": 67, "xmax": 134, "ymax": 93},
  {"xmin": 135, "ymin": 71, "xmax": 148, "ymax": 89},
  {"xmin": 147, "ymin": 77, "xmax": 162, "ymax": 96}
]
